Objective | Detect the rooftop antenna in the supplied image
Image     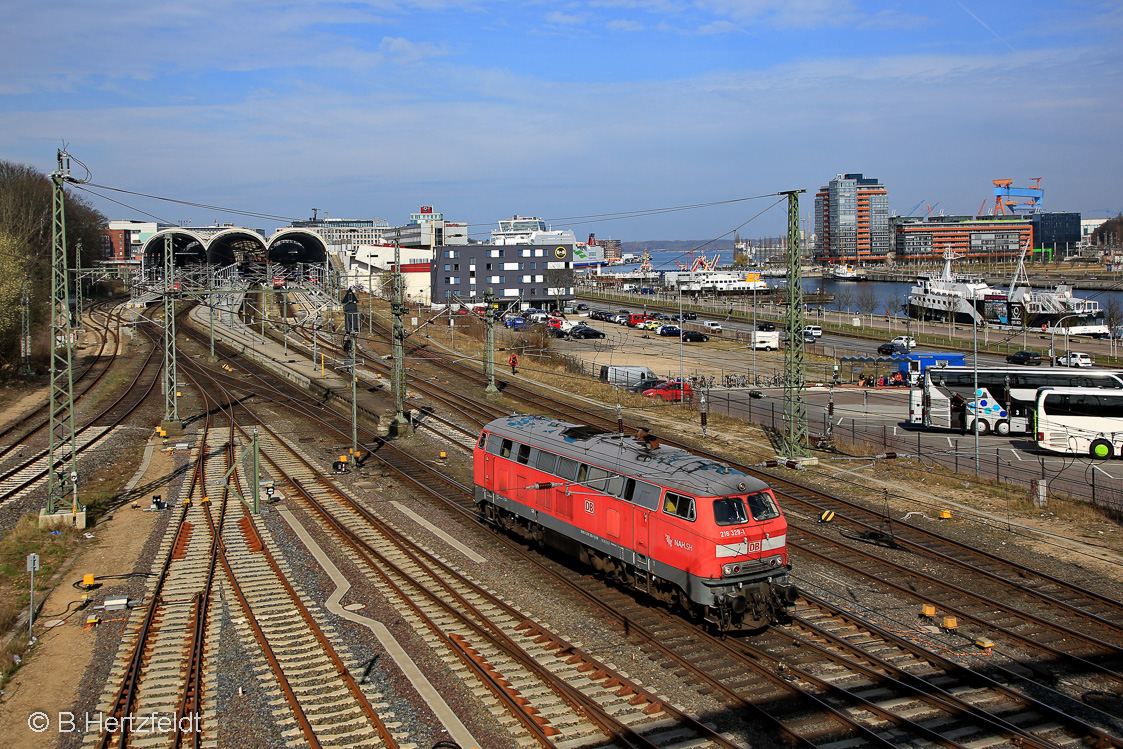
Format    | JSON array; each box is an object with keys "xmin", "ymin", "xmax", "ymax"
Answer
[{"xmin": 311, "ymin": 208, "xmax": 319, "ymax": 221}]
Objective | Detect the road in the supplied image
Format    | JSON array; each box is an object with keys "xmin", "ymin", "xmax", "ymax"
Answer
[{"xmin": 564, "ymin": 301, "xmax": 1122, "ymax": 507}]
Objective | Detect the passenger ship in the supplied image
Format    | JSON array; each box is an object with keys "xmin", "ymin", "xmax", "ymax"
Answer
[
  {"xmin": 830, "ymin": 264, "xmax": 865, "ymax": 280},
  {"xmin": 489, "ymin": 215, "xmax": 604, "ymax": 268},
  {"xmin": 908, "ymin": 250, "xmax": 1105, "ymax": 333}
]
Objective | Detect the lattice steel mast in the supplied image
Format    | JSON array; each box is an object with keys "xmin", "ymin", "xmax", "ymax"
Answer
[
  {"xmin": 162, "ymin": 233, "xmax": 181, "ymax": 427},
  {"xmin": 20, "ymin": 283, "xmax": 32, "ymax": 377},
  {"xmin": 47, "ymin": 150, "xmax": 79, "ymax": 515},
  {"xmin": 484, "ymin": 288, "xmax": 498, "ymax": 393},
  {"xmin": 390, "ymin": 241, "xmax": 408, "ymax": 428},
  {"xmin": 781, "ymin": 189, "xmax": 809, "ymax": 458}
]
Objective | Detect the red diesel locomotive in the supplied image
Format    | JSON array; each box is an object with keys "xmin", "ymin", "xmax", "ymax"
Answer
[{"xmin": 474, "ymin": 414, "xmax": 796, "ymax": 630}]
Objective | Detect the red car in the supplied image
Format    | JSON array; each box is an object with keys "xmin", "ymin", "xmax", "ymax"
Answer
[{"xmin": 642, "ymin": 381, "xmax": 694, "ymax": 402}]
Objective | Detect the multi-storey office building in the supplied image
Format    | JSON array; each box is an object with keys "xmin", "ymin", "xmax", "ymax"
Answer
[
  {"xmin": 429, "ymin": 244, "xmax": 574, "ymax": 309},
  {"xmin": 103, "ymin": 220, "xmax": 175, "ymax": 264},
  {"xmin": 289, "ymin": 216, "xmax": 392, "ymax": 247},
  {"xmin": 813, "ymin": 173, "xmax": 890, "ymax": 263},
  {"xmin": 890, "ymin": 215, "xmax": 1033, "ymax": 262},
  {"xmin": 1031, "ymin": 212, "xmax": 1081, "ymax": 255}
]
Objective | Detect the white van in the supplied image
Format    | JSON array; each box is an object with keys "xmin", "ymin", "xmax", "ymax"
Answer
[
  {"xmin": 598, "ymin": 365, "xmax": 658, "ymax": 388},
  {"xmin": 751, "ymin": 331, "xmax": 779, "ymax": 350},
  {"xmin": 702, "ymin": 321, "xmax": 723, "ymax": 333}
]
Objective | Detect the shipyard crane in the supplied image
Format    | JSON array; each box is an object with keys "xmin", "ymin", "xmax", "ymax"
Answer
[{"xmin": 986, "ymin": 178, "xmax": 1043, "ymax": 215}]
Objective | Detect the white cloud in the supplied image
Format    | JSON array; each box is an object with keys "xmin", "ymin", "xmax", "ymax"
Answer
[
  {"xmin": 546, "ymin": 10, "xmax": 589, "ymax": 25},
  {"xmin": 379, "ymin": 36, "xmax": 451, "ymax": 63},
  {"xmin": 606, "ymin": 18, "xmax": 645, "ymax": 31}
]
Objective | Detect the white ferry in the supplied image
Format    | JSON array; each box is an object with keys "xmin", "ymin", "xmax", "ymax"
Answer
[
  {"xmin": 830, "ymin": 264, "xmax": 865, "ymax": 280},
  {"xmin": 908, "ymin": 249, "xmax": 1105, "ymax": 331},
  {"xmin": 489, "ymin": 215, "xmax": 604, "ymax": 268}
]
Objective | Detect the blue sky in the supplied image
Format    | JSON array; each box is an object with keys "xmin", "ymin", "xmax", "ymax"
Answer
[{"xmin": 2, "ymin": 1, "xmax": 1120, "ymax": 241}]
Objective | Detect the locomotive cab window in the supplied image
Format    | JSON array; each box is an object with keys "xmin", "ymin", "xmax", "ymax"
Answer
[
  {"xmin": 746, "ymin": 491, "xmax": 780, "ymax": 521},
  {"xmin": 516, "ymin": 444, "xmax": 532, "ymax": 464},
  {"xmin": 624, "ymin": 479, "xmax": 661, "ymax": 510},
  {"xmin": 498, "ymin": 438, "xmax": 513, "ymax": 458},
  {"xmin": 713, "ymin": 497, "xmax": 749, "ymax": 526},
  {"xmin": 477, "ymin": 432, "xmax": 487, "ymax": 449},
  {"xmin": 663, "ymin": 492, "xmax": 696, "ymax": 521}
]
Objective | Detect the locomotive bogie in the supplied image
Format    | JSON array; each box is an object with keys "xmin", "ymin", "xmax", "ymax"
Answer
[{"xmin": 474, "ymin": 415, "xmax": 797, "ymax": 630}]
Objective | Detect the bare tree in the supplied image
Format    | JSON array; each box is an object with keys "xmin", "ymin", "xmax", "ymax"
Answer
[
  {"xmin": 0, "ymin": 159, "xmax": 107, "ymax": 375},
  {"xmin": 833, "ymin": 286, "xmax": 853, "ymax": 314},
  {"xmin": 546, "ymin": 266, "xmax": 575, "ymax": 313},
  {"xmin": 1105, "ymin": 295, "xmax": 1123, "ymax": 336},
  {"xmin": 855, "ymin": 285, "xmax": 878, "ymax": 323}
]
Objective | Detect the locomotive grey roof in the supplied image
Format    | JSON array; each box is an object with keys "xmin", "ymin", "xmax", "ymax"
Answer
[{"xmin": 484, "ymin": 414, "xmax": 771, "ymax": 497}]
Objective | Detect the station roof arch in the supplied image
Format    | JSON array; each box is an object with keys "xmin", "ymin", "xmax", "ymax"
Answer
[{"xmin": 141, "ymin": 226, "xmax": 329, "ymax": 267}]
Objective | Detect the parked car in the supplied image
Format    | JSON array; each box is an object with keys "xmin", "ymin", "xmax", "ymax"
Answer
[
  {"xmin": 804, "ymin": 325, "xmax": 823, "ymax": 338},
  {"xmin": 570, "ymin": 327, "xmax": 606, "ymax": 340},
  {"xmin": 680, "ymin": 311, "xmax": 698, "ymax": 320},
  {"xmin": 657, "ymin": 325, "xmax": 682, "ymax": 336},
  {"xmin": 627, "ymin": 377, "xmax": 666, "ymax": 393},
  {"xmin": 681, "ymin": 330, "xmax": 709, "ymax": 342},
  {"xmin": 890, "ymin": 335, "xmax": 916, "ymax": 348},
  {"xmin": 877, "ymin": 342, "xmax": 909, "ymax": 355},
  {"xmin": 610, "ymin": 314, "xmax": 628, "ymax": 324},
  {"xmin": 1006, "ymin": 350, "xmax": 1044, "ymax": 365},
  {"xmin": 702, "ymin": 320, "xmax": 723, "ymax": 333},
  {"xmin": 642, "ymin": 381, "xmax": 694, "ymax": 402},
  {"xmin": 756, "ymin": 321, "xmax": 776, "ymax": 331},
  {"xmin": 1056, "ymin": 352, "xmax": 1094, "ymax": 367},
  {"xmin": 575, "ymin": 303, "xmax": 589, "ymax": 310},
  {"xmin": 503, "ymin": 317, "xmax": 529, "ymax": 329}
]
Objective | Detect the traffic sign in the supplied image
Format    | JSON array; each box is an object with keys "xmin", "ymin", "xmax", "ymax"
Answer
[{"xmin": 26, "ymin": 553, "xmax": 39, "ymax": 572}]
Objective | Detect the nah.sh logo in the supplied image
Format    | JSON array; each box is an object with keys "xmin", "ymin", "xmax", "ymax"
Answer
[{"xmin": 664, "ymin": 534, "xmax": 693, "ymax": 552}]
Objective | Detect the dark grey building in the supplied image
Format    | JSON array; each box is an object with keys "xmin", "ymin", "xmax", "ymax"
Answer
[
  {"xmin": 1031, "ymin": 212, "xmax": 1081, "ymax": 254},
  {"xmin": 430, "ymin": 244, "xmax": 575, "ymax": 309}
]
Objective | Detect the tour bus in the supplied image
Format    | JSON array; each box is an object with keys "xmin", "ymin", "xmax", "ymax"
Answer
[
  {"xmin": 1035, "ymin": 387, "xmax": 1123, "ymax": 458},
  {"xmin": 909, "ymin": 366, "xmax": 1123, "ymax": 436}
]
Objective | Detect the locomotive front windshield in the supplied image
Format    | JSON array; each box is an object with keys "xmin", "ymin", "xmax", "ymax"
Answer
[{"xmin": 714, "ymin": 491, "xmax": 780, "ymax": 526}]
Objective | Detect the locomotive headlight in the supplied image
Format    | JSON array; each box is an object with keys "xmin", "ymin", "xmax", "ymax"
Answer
[{"xmin": 722, "ymin": 563, "xmax": 742, "ymax": 576}]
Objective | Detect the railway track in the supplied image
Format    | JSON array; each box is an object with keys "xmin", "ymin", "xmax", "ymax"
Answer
[
  {"xmin": 0, "ymin": 301, "xmax": 122, "ymax": 460},
  {"xmin": 0, "ymin": 302, "xmax": 162, "ymax": 504},
  {"xmin": 175, "ymin": 299, "xmax": 1123, "ymax": 746}
]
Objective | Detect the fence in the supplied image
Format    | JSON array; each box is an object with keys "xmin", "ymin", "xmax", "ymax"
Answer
[{"xmin": 698, "ymin": 385, "xmax": 1123, "ymax": 513}]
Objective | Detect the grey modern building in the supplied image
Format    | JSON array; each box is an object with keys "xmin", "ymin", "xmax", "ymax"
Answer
[
  {"xmin": 1031, "ymin": 212, "xmax": 1081, "ymax": 254},
  {"xmin": 429, "ymin": 243, "xmax": 575, "ymax": 309},
  {"xmin": 813, "ymin": 173, "xmax": 890, "ymax": 263}
]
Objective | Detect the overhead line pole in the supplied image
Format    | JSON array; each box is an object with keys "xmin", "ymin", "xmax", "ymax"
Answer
[
  {"xmin": 162, "ymin": 233, "xmax": 181, "ymax": 428},
  {"xmin": 781, "ymin": 189, "xmax": 809, "ymax": 459},
  {"xmin": 390, "ymin": 240, "xmax": 409, "ymax": 430},
  {"xmin": 484, "ymin": 288, "xmax": 499, "ymax": 393},
  {"xmin": 47, "ymin": 149, "xmax": 79, "ymax": 517}
]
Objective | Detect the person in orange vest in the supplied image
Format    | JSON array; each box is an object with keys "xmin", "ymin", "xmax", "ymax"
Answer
[{"xmin": 509, "ymin": 354, "xmax": 518, "ymax": 374}]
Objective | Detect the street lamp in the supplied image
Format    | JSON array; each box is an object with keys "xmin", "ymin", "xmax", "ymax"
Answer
[{"xmin": 1049, "ymin": 313, "xmax": 1084, "ymax": 367}]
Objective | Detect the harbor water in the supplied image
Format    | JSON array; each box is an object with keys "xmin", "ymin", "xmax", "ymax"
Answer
[{"xmin": 614, "ymin": 250, "xmax": 1123, "ymax": 318}]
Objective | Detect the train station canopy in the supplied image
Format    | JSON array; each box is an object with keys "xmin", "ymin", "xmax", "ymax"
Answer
[{"xmin": 142, "ymin": 227, "xmax": 329, "ymax": 267}]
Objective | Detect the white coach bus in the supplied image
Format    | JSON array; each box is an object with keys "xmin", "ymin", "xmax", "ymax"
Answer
[
  {"xmin": 1035, "ymin": 387, "xmax": 1123, "ymax": 458},
  {"xmin": 910, "ymin": 366, "xmax": 1123, "ymax": 436}
]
